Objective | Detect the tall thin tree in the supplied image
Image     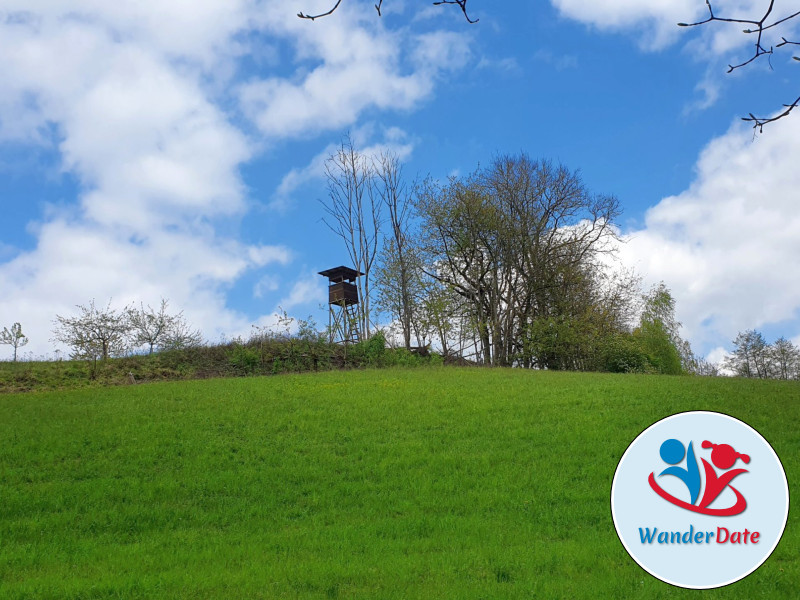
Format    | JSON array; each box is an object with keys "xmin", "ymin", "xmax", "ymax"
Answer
[
  {"xmin": 374, "ymin": 150, "xmax": 419, "ymax": 350},
  {"xmin": 322, "ymin": 135, "xmax": 382, "ymax": 339}
]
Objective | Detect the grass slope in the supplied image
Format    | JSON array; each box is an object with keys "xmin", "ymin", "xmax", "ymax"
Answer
[{"xmin": 1, "ymin": 368, "xmax": 798, "ymax": 599}]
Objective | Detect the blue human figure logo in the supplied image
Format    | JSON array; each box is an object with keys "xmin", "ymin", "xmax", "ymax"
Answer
[{"xmin": 658, "ymin": 438, "xmax": 701, "ymax": 505}]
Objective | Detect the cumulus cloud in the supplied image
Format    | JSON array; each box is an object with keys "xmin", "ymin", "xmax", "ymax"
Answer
[
  {"xmin": 683, "ymin": 67, "xmax": 722, "ymax": 115},
  {"xmin": 549, "ymin": 0, "xmax": 795, "ymax": 53},
  {"xmin": 272, "ymin": 124, "xmax": 414, "ymax": 210},
  {"xmin": 277, "ymin": 272, "xmax": 327, "ymax": 312},
  {"xmin": 550, "ymin": 0, "xmax": 700, "ymax": 48},
  {"xmin": 0, "ymin": 2, "xmax": 274, "ymax": 354},
  {"xmin": 619, "ymin": 112, "xmax": 800, "ymax": 356},
  {"xmin": 0, "ymin": 1, "xmax": 470, "ymax": 356},
  {"xmin": 238, "ymin": 4, "xmax": 471, "ymax": 139},
  {"xmin": 476, "ymin": 56, "xmax": 520, "ymax": 73},
  {"xmin": 532, "ymin": 49, "xmax": 578, "ymax": 71},
  {"xmin": 548, "ymin": 0, "xmax": 800, "ymax": 357},
  {"xmin": 253, "ymin": 274, "xmax": 280, "ymax": 299}
]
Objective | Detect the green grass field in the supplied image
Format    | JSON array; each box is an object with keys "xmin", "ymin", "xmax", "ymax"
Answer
[{"xmin": 1, "ymin": 368, "xmax": 798, "ymax": 599}]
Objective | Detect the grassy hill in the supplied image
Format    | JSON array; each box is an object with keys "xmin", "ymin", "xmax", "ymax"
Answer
[{"xmin": 1, "ymin": 368, "xmax": 798, "ymax": 599}]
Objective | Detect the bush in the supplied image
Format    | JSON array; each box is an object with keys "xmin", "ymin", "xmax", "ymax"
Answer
[
  {"xmin": 599, "ymin": 334, "xmax": 649, "ymax": 374},
  {"xmin": 385, "ymin": 347, "xmax": 419, "ymax": 367},
  {"xmin": 348, "ymin": 332, "xmax": 388, "ymax": 367},
  {"xmin": 1, "ymin": 324, "xmax": 450, "ymax": 393},
  {"xmin": 228, "ymin": 343, "xmax": 260, "ymax": 375}
]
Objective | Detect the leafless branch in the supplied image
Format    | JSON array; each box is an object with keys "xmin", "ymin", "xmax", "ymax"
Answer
[
  {"xmin": 298, "ymin": 0, "xmax": 343, "ymax": 21},
  {"xmin": 678, "ymin": 0, "xmax": 799, "ymax": 130},
  {"xmin": 299, "ymin": 0, "xmax": 478, "ymax": 22},
  {"xmin": 743, "ymin": 94, "xmax": 800, "ymax": 133},
  {"xmin": 777, "ymin": 36, "xmax": 800, "ymax": 48},
  {"xmin": 432, "ymin": 0, "xmax": 478, "ymax": 23}
]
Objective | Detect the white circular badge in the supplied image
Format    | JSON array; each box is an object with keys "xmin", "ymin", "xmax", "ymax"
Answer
[{"xmin": 611, "ymin": 411, "xmax": 789, "ymax": 589}]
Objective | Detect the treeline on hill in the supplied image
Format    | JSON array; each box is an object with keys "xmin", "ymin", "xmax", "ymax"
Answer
[
  {"xmin": 0, "ymin": 311, "xmax": 441, "ymax": 392},
  {"xmin": 722, "ymin": 330, "xmax": 800, "ymax": 380},
  {"xmin": 6, "ymin": 143, "xmax": 798, "ymax": 389},
  {"xmin": 0, "ymin": 145, "xmax": 712, "ymax": 387},
  {"xmin": 324, "ymin": 138, "xmax": 697, "ymax": 375}
]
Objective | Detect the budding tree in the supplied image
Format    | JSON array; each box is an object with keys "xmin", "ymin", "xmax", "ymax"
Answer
[
  {"xmin": 373, "ymin": 150, "xmax": 420, "ymax": 350},
  {"xmin": 127, "ymin": 299, "xmax": 203, "ymax": 354},
  {"xmin": 769, "ymin": 336, "xmax": 800, "ymax": 380},
  {"xmin": 52, "ymin": 300, "xmax": 129, "ymax": 361},
  {"xmin": 0, "ymin": 322, "xmax": 29, "ymax": 362},
  {"xmin": 161, "ymin": 318, "xmax": 204, "ymax": 351},
  {"xmin": 723, "ymin": 329, "xmax": 771, "ymax": 378}
]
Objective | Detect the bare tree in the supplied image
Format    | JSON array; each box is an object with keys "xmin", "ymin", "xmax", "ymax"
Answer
[
  {"xmin": 373, "ymin": 151, "xmax": 420, "ymax": 350},
  {"xmin": 680, "ymin": 1, "xmax": 800, "ymax": 131},
  {"xmin": 161, "ymin": 318, "xmax": 204, "ymax": 351},
  {"xmin": 693, "ymin": 357, "xmax": 720, "ymax": 377},
  {"xmin": 0, "ymin": 322, "xmax": 29, "ymax": 362},
  {"xmin": 127, "ymin": 299, "xmax": 203, "ymax": 354},
  {"xmin": 52, "ymin": 300, "xmax": 130, "ymax": 362},
  {"xmin": 769, "ymin": 336, "xmax": 800, "ymax": 379},
  {"xmin": 723, "ymin": 329, "xmax": 771, "ymax": 378},
  {"xmin": 322, "ymin": 135, "xmax": 382, "ymax": 338},
  {"xmin": 127, "ymin": 299, "xmax": 172, "ymax": 355},
  {"xmin": 298, "ymin": 0, "xmax": 478, "ymax": 22},
  {"xmin": 722, "ymin": 330, "xmax": 800, "ymax": 379}
]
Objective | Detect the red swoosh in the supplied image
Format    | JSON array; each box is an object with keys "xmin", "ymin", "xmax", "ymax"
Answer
[{"xmin": 648, "ymin": 472, "xmax": 747, "ymax": 516}]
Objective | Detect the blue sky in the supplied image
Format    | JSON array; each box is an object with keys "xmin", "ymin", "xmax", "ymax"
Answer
[{"xmin": 1, "ymin": 0, "xmax": 799, "ymax": 362}]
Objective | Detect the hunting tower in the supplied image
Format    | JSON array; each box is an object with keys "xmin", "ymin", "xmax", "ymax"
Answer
[{"xmin": 319, "ymin": 266, "xmax": 364, "ymax": 345}]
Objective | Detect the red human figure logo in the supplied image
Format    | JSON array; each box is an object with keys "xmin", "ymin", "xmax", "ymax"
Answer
[{"xmin": 698, "ymin": 441, "xmax": 750, "ymax": 512}]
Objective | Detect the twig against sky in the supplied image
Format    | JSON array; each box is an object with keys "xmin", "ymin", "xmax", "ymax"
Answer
[
  {"xmin": 298, "ymin": 0, "xmax": 478, "ymax": 23},
  {"xmin": 679, "ymin": 0, "xmax": 799, "ymax": 132}
]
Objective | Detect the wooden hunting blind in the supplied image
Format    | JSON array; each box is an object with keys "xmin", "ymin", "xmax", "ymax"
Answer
[{"xmin": 319, "ymin": 266, "xmax": 364, "ymax": 344}]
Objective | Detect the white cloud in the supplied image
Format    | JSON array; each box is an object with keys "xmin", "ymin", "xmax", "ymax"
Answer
[
  {"xmin": 238, "ymin": 5, "xmax": 471, "ymax": 139},
  {"xmin": 0, "ymin": 0, "xmax": 256, "ymax": 65},
  {"xmin": 476, "ymin": 56, "xmax": 520, "ymax": 72},
  {"xmin": 550, "ymin": 0, "xmax": 700, "ymax": 48},
  {"xmin": 619, "ymin": 112, "xmax": 800, "ymax": 356},
  {"xmin": 532, "ymin": 50, "xmax": 578, "ymax": 71},
  {"xmin": 0, "ymin": 6, "xmax": 253, "ymax": 233},
  {"xmin": 254, "ymin": 275, "xmax": 280, "ymax": 299},
  {"xmin": 683, "ymin": 67, "xmax": 722, "ymax": 115},
  {"xmin": 683, "ymin": 1, "xmax": 800, "ymax": 59},
  {"xmin": 272, "ymin": 125, "xmax": 414, "ymax": 210},
  {"xmin": 548, "ymin": 0, "xmax": 800, "ymax": 358},
  {"xmin": 412, "ymin": 5, "xmax": 450, "ymax": 23},
  {"xmin": 248, "ymin": 245, "xmax": 293, "ymax": 266},
  {"xmin": 0, "ymin": 219, "xmax": 291, "ymax": 356},
  {"xmin": 706, "ymin": 346, "xmax": 733, "ymax": 375},
  {"xmin": 0, "ymin": 1, "xmax": 467, "ymax": 356},
  {"xmin": 0, "ymin": 3, "xmax": 266, "ymax": 355},
  {"xmin": 277, "ymin": 272, "xmax": 327, "ymax": 311},
  {"xmin": 411, "ymin": 30, "xmax": 472, "ymax": 71},
  {"xmin": 549, "ymin": 0, "xmax": 797, "ymax": 54}
]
